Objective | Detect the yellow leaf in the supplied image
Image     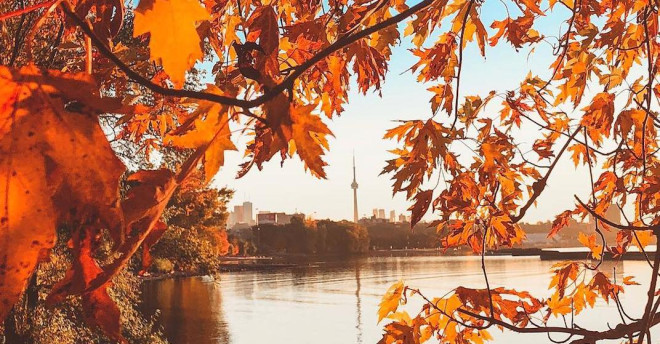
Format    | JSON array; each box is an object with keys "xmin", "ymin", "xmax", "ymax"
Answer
[
  {"xmin": 134, "ymin": 0, "xmax": 210, "ymax": 87},
  {"xmin": 633, "ymin": 230, "xmax": 653, "ymax": 251},
  {"xmin": 547, "ymin": 292, "xmax": 572, "ymax": 317},
  {"xmin": 578, "ymin": 232, "xmax": 602, "ymax": 260},
  {"xmin": 378, "ymin": 280, "xmax": 405, "ymax": 322}
]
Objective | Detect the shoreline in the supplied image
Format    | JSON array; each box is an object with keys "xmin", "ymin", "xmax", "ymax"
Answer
[{"xmin": 140, "ymin": 247, "xmax": 657, "ymax": 281}]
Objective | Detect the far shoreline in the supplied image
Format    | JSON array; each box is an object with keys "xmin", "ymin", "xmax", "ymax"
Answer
[{"xmin": 140, "ymin": 246, "xmax": 657, "ymax": 281}]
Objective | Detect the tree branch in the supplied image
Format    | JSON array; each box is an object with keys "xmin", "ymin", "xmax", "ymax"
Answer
[
  {"xmin": 451, "ymin": 0, "xmax": 474, "ymax": 130},
  {"xmin": 61, "ymin": 0, "xmax": 438, "ymax": 109},
  {"xmin": 0, "ymin": 0, "xmax": 56, "ymax": 21}
]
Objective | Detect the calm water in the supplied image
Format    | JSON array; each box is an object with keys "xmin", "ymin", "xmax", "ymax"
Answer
[{"xmin": 140, "ymin": 255, "xmax": 658, "ymax": 343}]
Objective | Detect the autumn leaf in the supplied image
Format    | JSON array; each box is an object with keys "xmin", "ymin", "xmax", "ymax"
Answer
[
  {"xmin": 247, "ymin": 5, "xmax": 280, "ymax": 79},
  {"xmin": 489, "ymin": 15, "xmax": 541, "ymax": 48},
  {"xmin": 589, "ymin": 272, "xmax": 618, "ymax": 302},
  {"xmin": 572, "ymin": 282, "xmax": 597, "ymax": 314},
  {"xmin": 74, "ymin": 0, "xmax": 125, "ymax": 42},
  {"xmin": 547, "ymin": 292, "xmax": 572, "ymax": 317},
  {"xmin": 623, "ymin": 276, "xmax": 640, "ymax": 286},
  {"xmin": 632, "ymin": 230, "xmax": 653, "ymax": 251},
  {"xmin": 47, "ymin": 169, "xmax": 178, "ymax": 309},
  {"xmin": 548, "ymin": 210, "xmax": 573, "ymax": 238},
  {"xmin": 378, "ymin": 280, "xmax": 405, "ymax": 322},
  {"xmin": 47, "ymin": 230, "xmax": 125, "ymax": 343},
  {"xmin": 290, "ymin": 104, "xmax": 333, "ymax": 178},
  {"xmin": 567, "ymin": 143, "xmax": 590, "ymax": 167},
  {"xmin": 578, "ymin": 232, "xmax": 603, "ymax": 260},
  {"xmin": 408, "ymin": 190, "xmax": 433, "ymax": 228},
  {"xmin": 480, "ymin": 141, "xmax": 503, "ymax": 173},
  {"xmin": 165, "ymin": 90, "xmax": 237, "ymax": 182},
  {"xmin": 0, "ymin": 66, "xmax": 125, "ymax": 322},
  {"xmin": 580, "ymin": 93, "xmax": 615, "ymax": 146},
  {"xmin": 133, "ymin": 0, "xmax": 210, "ymax": 87}
]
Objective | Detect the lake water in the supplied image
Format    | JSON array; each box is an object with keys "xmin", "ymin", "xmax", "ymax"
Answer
[{"xmin": 140, "ymin": 255, "xmax": 658, "ymax": 343}]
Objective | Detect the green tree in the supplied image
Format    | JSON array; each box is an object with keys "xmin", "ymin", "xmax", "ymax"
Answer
[{"xmin": 148, "ymin": 171, "xmax": 233, "ymax": 275}]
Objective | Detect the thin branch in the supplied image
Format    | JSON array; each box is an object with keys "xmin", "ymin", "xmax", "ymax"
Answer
[
  {"xmin": 583, "ymin": 127, "xmax": 606, "ymax": 270},
  {"xmin": 537, "ymin": 0, "xmax": 578, "ymax": 93},
  {"xmin": 574, "ymin": 196, "xmax": 660, "ymax": 232},
  {"xmin": 511, "ymin": 126, "xmax": 581, "ymax": 223},
  {"xmin": 451, "ymin": 0, "xmax": 474, "ymax": 130}
]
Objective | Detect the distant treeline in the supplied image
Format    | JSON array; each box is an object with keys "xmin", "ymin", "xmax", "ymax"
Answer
[
  {"xmin": 248, "ymin": 218, "xmax": 369, "ymax": 255},
  {"xmin": 366, "ymin": 222, "xmax": 441, "ymax": 250},
  {"xmin": 234, "ymin": 219, "xmax": 441, "ymax": 256}
]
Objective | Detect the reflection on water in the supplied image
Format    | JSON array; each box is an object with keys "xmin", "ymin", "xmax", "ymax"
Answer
[
  {"xmin": 140, "ymin": 255, "xmax": 655, "ymax": 344},
  {"xmin": 355, "ymin": 262, "xmax": 362, "ymax": 344},
  {"xmin": 141, "ymin": 277, "xmax": 230, "ymax": 344}
]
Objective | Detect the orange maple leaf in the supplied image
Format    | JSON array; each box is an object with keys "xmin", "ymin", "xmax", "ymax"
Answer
[{"xmin": 134, "ymin": 0, "xmax": 210, "ymax": 87}]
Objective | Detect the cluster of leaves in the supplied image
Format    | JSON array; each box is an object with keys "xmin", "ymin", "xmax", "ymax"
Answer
[
  {"xmin": 375, "ymin": 0, "xmax": 660, "ymax": 342},
  {"xmin": 0, "ymin": 0, "xmax": 658, "ymax": 342}
]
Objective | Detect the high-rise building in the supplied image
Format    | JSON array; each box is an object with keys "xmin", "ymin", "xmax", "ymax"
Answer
[
  {"xmin": 378, "ymin": 209, "xmax": 385, "ymax": 219},
  {"xmin": 373, "ymin": 209, "xmax": 379, "ymax": 218},
  {"xmin": 351, "ymin": 154, "xmax": 359, "ymax": 223},
  {"xmin": 389, "ymin": 210, "xmax": 396, "ymax": 222},
  {"xmin": 233, "ymin": 205, "xmax": 244, "ymax": 224},
  {"xmin": 243, "ymin": 201, "xmax": 254, "ymax": 225},
  {"xmin": 398, "ymin": 214, "xmax": 408, "ymax": 223}
]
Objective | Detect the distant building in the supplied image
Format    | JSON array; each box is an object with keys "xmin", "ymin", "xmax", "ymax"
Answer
[
  {"xmin": 228, "ymin": 202, "xmax": 255, "ymax": 227},
  {"xmin": 243, "ymin": 201, "xmax": 254, "ymax": 225},
  {"xmin": 372, "ymin": 209, "xmax": 379, "ymax": 218},
  {"xmin": 257, "ymin": 212, "xmax": 277, "ymax": 225},
  {"xmin": 257, "ymin": 212, "xmax": 304, "ymax": 225},
  {"xmin": 233, "ymin": 205, "xmax": 244, "ymax": 224},
  {"xmin": 378, "ymin": 209, "xmax": 385, "ymax": 219},
  {"xmin": 389, "ymin": 210, "xmax": 396, "ymax": 223},
  {"xmin": 398, "ymin": 214, "xmax": 407, "ymax": 223}
]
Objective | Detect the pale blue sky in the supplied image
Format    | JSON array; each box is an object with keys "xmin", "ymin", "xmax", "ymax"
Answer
[{"xmin": 210, "ymin": 2, "xmax": 599, "ymax": 223}]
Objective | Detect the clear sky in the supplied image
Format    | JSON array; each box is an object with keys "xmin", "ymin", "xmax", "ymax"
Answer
[{"xmin": 211, "ymin": 3, "xmax": 599, "ymax": 224}]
